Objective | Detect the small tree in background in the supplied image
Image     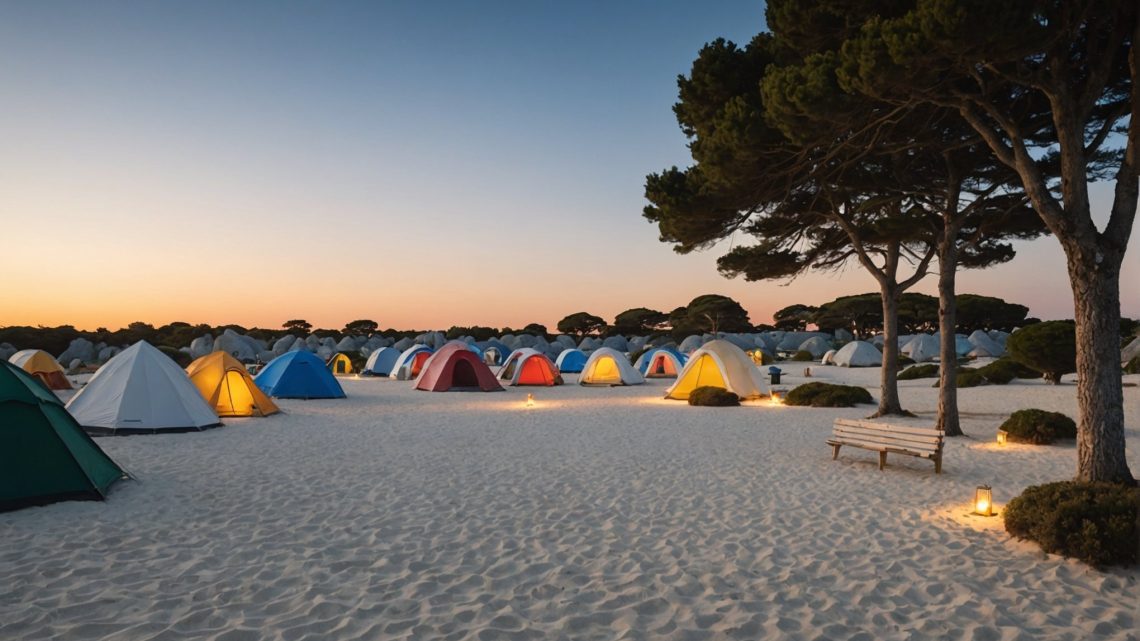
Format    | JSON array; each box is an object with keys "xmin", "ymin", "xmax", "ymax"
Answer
[
  {"xmin": 556, "ymin": 312, "xmax": 607, "ymax": 338},
  {"xmin": 1007, "ymin": 321, "xmax": 1077, "ymax": 385},
  {"xmin": 282, "ymin": 319, "xmax": 312, "ymax": 335},
  {"xmin": 668, "ymin": 295, "xmax": 752, "ymax": 339},
  {"xmin": 343, "ymin": 319, "xmax": 378, "ymax": 335},
  {"xmin": 773, "ymin": 304, "xmax": 817, "ymax": 331},
  {"xmin": 613, "ymin": 308, "xmax": 670, "ymax": 336}
]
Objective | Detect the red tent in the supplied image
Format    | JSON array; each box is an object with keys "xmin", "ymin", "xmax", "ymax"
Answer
[{"xmin": 415, "ymin": 343, "xmax": 504, "ymax": 392}]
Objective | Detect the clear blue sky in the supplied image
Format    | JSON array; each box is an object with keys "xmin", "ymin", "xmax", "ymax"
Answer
[{"xmin": 1, "ymin": 1, "xmax": 1135, "ymax": 330}]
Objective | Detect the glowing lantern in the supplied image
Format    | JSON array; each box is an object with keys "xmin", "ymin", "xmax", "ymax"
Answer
[
  {"xmin": 974, "ymin": 485, "xmax": 993, "ymax": 516},
  {"xmin": 526, "ymin": 393, "xmax": 535, "ymax": 408},
  {"xmin": 768, "ymin": 391, "xmax": 784, "ymax": 407},
  {"xmin": 996, "ymin": 430, "xmax": 1007, "ymax": 446}
]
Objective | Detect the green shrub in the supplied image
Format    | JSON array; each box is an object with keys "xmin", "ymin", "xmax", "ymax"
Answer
[
  {"xmin": 956, "ymin": 370, "xmax": 989, "ymax": 388},
  {"xmin": 791, "ymin": 350, "xmax": 815, "ymax": 362},
  {"xmin": 1007, "ymin": 321, "xmax": 1076, "ymax": 384},
  {"xmin": 899, "ymin": 364, "xmax": 939, "ymax": 380},
  {"xmin": 976, "ymin": 357, "xmax": 1038, "ymax": 384},
  {"xmin": 784, "ymin": 382, "xmax": 873, "ymax": 407},
  {"xmin": 688, "ymin": 386, "xmax": 740, "ymax": 407},
  {"xmin": 1125, "ymin": 355, "xmax": 1140, "ymax": 375},
  {"xmin": 897, "ymin": 354, "xmax": 915, "ymax": 366},
  {"xmin": 1004, "ymin": 481, "xmax": 1140, "ymax": 567},
  {"xmin": 998, "ymin": 409, "xmax": 1077, "ymax": 444},
  {"xmin": 158, "ymin": 345, "xmax": 192, "ymax": 367}
]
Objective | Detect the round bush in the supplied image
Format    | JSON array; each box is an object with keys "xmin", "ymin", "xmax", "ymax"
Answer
[
  {"xmin": 1007, "ymin": 321, "xmax": 1076, "ymax": 384},
  {"xmin": 791, "ymin": 350, "xmax": 814, "ymax": 362},
  {"xmin": 784, "ymin": 382, "xmax": 873, "ymax": 407},
  {"xmin": 956, "ymin": 370, "xmax": 989, "ymax": 388},
  {"xmin": 1004, "ymin": 481, "xmax": 1140, "ymax": 567},
  {"xmin": 688, "ymin": 386, "xmax": 740, "ymax": 407},
  {"xmin": 998, "ymin": 409, "xmax": 1077, "ymax": 444},
  {"xmin": 899, "ymin": 364, "xmax": 939, "ymax": 380}
]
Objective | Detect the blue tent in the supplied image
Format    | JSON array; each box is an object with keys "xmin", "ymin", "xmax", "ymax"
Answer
[
  {"xmin": 555, "ymin": 349, "xmax": 587, "ymax": 373},
  {"xmin": 363, "ymin": 347, "xmax": 401, "ymax": 376},
  {"xmin": 634, "ymin": 347, "xmax": 687, "ymax": 375},
  {"xmin": 474, "ymin": 340, "xmax": 511, "ymax": 365},
  {"xmin": 255, "ymin": 351, "xmax": 346, "ymax": 399}
]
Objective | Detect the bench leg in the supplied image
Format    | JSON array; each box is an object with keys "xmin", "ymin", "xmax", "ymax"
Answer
[
  {"xmin": 878, "ymin": 451, "xmax": 887, "ymax": 471},
  {"xmin": 832, "ymin": 444, "xmax": 841, "ymax": 460},
  {"xmin": 934, "ymin": 454, "xmax": 942, "ymax": 474}
]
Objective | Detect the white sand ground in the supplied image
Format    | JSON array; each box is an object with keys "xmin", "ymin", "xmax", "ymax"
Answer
[{"xmin": 2, "ymin": 364, "xmax": 1138, "ymax": 641}]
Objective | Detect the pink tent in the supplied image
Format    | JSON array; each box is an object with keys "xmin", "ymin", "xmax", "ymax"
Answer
[{"xmin": 414, "ymin": 343, "xmax": 504, "ymax": 392}]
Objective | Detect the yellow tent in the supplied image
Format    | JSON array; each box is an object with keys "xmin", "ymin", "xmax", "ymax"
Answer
[
  {"xmin": 665, "ymin": 340, "xmax": 767, "ymax": 401},
  {"xmin": 327, "ymin": 353, "xmax": 355, "ymax": 375},
  {"xmin": 186, "ymin": 352, "xmax": 279, "ymax": 417},
  {"xmin": 9, "ymin": 349, "xmax": 72, "ymax": 390}
]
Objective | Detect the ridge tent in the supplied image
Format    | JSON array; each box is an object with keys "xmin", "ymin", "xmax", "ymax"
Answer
[
  {"xmin": 554, "ymin": 349, "xmax": 587, "ymax": 373},
  {"xmin": 665, "ymin": 340, "xmax": 767, "ymax": 400},
  {"xmin": 363, "ymin": 347, "xmax": 400, "ymax": 376},
  {"xmin": 635, "ymin": 348, "xmax": 685, "ymax": 378},
  {"xmin": 415, "ymin": 342, "xmax": 503, "ymax": 392},
  {"xmin": 390, "ymin": 345, "xmax": 433, "ymax": 380},
  {"xmin": 9, "ymin": 349, "xmax": 72, "ymax": 390},
  {"xmin": 254, "ymin": 350, "xmax": 346, "ymax": 399},
  {"xmin": 499, "ymin": 348, "xmax": 562, "ymax": 386},
  {"xmin": 66, "ymin": 341, "xmax": 222, "ymax": 434},
  {"xmin": 579, "ymin": 348, "xmax": 644, "ymax": 386},
  {"xmin": 833, "ymin": 341, "xmax": 882, "ymax": 367},
  {"xmin": 327, "ymin": 353, "xmax": 355, "ymax": 375},
  {"xmin": 1, "ymin": 361, "xmax": 128, "ymax": 512},
  {"xmin": 186, "ymin": 352, "xmax": 280, "ymax": 418}
]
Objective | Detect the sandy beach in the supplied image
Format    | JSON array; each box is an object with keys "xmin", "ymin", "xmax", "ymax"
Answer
[{"xmin": 3, "ymin": 364, "xmax": 1138, "ymax": 641}]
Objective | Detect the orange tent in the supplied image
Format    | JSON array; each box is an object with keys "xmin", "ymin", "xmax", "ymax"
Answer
[
  {"xmin": 499, "ymin": 348, "xmax": 562, "ymax": 386},
  {"xmin": 8, "ymin": 349, "xmax": 71, "ymax": 390},
  {"xmin": 186, "ymin": 352, "xmax": 280, "ymax": 417}
]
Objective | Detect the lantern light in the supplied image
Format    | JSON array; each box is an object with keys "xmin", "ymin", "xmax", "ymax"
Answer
[
  {"xmin": 974, "ymin": 485, "xmax": 994, "ymax": 517},
  {"xmin": 996, "ymin": 430, "xmax": 1007, "ymax": 446},
  {"xmin": 768, "ymin": 391, "xmax": 784, "ymax": 407},
  {"xmin": 526, "ymin": 393, "xmax": 535, "ymax": 408}
]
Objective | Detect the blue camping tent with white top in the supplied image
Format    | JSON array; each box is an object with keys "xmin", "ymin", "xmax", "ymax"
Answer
[{"xmin": 255, "ymin": 351, "xmax": 346, "ymax": 399}]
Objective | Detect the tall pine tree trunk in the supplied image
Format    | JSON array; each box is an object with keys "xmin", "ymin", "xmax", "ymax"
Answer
[
  {"xmin": 936, "ymin": 240, "xmax": 963, "ymax": 436},
  {"xmin": 1067, "ymin": 251, "xmax": 1134, "ymax": 484},
  {"xmin": 873, "ymin": 283, "xmax": 906, "ymax": 417}
]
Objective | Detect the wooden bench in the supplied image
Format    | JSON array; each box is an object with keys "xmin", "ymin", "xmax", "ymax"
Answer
[{"xmin": 828, "ymin": 419, "xmax": 944, "ymax": 473}]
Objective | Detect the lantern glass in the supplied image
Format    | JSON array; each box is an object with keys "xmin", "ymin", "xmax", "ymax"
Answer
[
  {"xmin": 996, "ymin": 430, "xmax": 1007, "ymax": 445},
  {"xmin": 974, "ymin": 485, "xmax": 993, "ymax": 516}
]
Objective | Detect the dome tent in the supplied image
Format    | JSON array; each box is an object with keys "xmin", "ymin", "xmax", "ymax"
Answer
[
  {"xmin": 327, "ymin": 353, "xmax": 355, "ymax": 375},
  {"xmin": 8, "ymin": 349, "xmax": 72, "ymax": 390},
  {"xmin": 186, "ymin": 352, "xmax": 280, "ymax": 418},
  {"xmin": 555, "ymin": 349, "xmax": 587, "ymax": 373},
  {"xmin": 415, "ymin": 342, "xmax": 503, "ymax": 392},
  {"xmin": 363, "ymin": 347, "xmax": 401, "ymax": 376},
  {"xmin": 665, "ymin": 340, "xmax": 767, "ymax": 401},
  {"xmin": 499, "ymin": 348, "xmax": 562, "ymax": 386},
  {"xmin": 254, "ymin": 350, "xmax": 346, "ymax": 399},
  {"xmin": 579, "ymin": 348, "xmax": 645, "ymax": 386},
  {"xmin": 833, "ymin": 341, "xmax": 882, "ymax": 367},
  {"xmin": 902, "ymin": 334, "xmax": 940, "ymax": 363},
  {"xmin": 635, "ymin": 348, "xmax": 685, "ymax": 378},
  {"xmin": 797, "ymin": 336, "xmax": 833, "ymax": 359},
  {"xmin": 1, "ymin": 361, "xmax": 128, "ymax": 512},
  {"xmin": 66, "ymin": 341, "xmax": 222, "ymax": 434},
  {"xmin": 390, "ymin": 345, "xmax": 433, "ymax": 380}
]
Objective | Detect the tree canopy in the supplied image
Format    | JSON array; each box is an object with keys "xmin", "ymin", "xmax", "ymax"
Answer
[{"xmin": 556, "ymin": 312, "xmax": 607, "ymax": 338}]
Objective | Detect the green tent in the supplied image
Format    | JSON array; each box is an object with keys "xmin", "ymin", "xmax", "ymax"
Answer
[{"xmin": 1, "ymin": 361, "xmax": 128, "ymax": 512}]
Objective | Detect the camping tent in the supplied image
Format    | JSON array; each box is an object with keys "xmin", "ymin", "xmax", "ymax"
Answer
[
  {"xmin": 968, "ymin": 330, "xmax": 1004, "ymax": 357},
  {"xmin": 797, "ymin": 336, "xmax": 832, "ymax": 359},
  {"xmin": 821, "ymin": 349, "xmax": 837, "ymax": 365},
  {"xmin": 475, "ymin": 340, "xmax": 512, "ymax": 366},
  {"xmin": 1, "ymin": 361, "xmax": 128, "ymax": 512},
  {"xmin": 635, "ymin": 348, "xmax": 685, "ymax": 378},
  {"xmin": 390, "ymin": 345, "xmax": 433, "ymax": 380},
  {"xmin": 415, "ymin": 342, "xmax": 503, "ymax": 392},
  {"xmin": 555, "ymin": 349, "xmax": 587, "ymax": 373},
  {"xmin": 665, "ymin": 340, "xmax": 767, "ymax": 400},
  {"xmin": 833, "ymin": 341, "xmax": 882, "ymax": 367},
  {"xmin": 499, "ymin": 348, "xmax": 562, "ymax": 386},
  {"xmin": 186, "ymin": 352, "xmax": 280, "ymax": 417},
  {"xmin": 327, "ymin": 353, "xmax": 355, "ymax": 375},
  {"xmin": 9, "ymin": 349, "xmax": 72, "ymax": 390},
  {"xmin": 66, "ymin": 341, "xmax": 223, "ymax": 434},
  {"xmin": 579, "ymin": 348, "xmax": 645, "ymax": 386},
  {"xmin": 363, "ymin": 347, "xmax": 400, "ymax": 376},
  {"xmin": 254, "ymin": 350, "xmax": 346, "ymax": 399},
  {"xmin": 902, "ymin": 334, "xmax": 940, "ymax": 363}
]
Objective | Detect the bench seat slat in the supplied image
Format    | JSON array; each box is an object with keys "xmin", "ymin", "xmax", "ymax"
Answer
[
  {"xmin": 831, "ymin": 427, "xmax": 942, "ymax": 448},
  {"xmin": 827, "ymin": 436, "xmax": 938, "ymax": 455},
  {"xmin": 834, "ymin": 419, "xmax": 944, "ymax": 438},
  {"xmin": 828, "ymin": 417, "xmax": 944, "ymax": 474}
]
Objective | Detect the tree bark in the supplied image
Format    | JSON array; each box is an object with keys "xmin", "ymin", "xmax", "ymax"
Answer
[
  {"xmin": 936, "ymin": 240, "xmax": 964, "ymax": 436},
  {"xmin": 873, "ymin": 283, "xmax": 907, "ymax": 417},
  {"xmin": 1068, "ymin": 254, "xmax": 1135, "ymax": 484}
]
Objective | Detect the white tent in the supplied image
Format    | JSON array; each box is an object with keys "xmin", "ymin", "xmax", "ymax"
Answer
[
  {"xmin": 665, "ymin": 339, "xmax": 767, "ymax": 400},
  {"xmin": 797, "ymin": 336, "xmax": 832, "ymax": 358},
  {"xmin": 579, "ymin": 347, "xmax": 645, "ymax": 386},
  {"xmin": 821, "ymin": 349, "xmax": 837, "ymax": 365},
  {"xmin": 66, "ymin": 341, "xmax": 221, "ymax": 434},
  {"xmin": 901, "ymin": 334, "xmax": 940, "ymax": 363},
  {"xmin": 833, "ymin": 341, "xmax": 882, "ymax": 367},
  {"xmin": 968, "ymin": 330, "xmax": 1004, "ymax": 357},
  {"xmin": 389, "ymin": 345, "xmax": 433, "ymax": 379}
]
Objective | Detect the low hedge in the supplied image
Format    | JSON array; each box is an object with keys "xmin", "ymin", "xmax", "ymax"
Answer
[
  {"xmin": 998, "ymin": 409, "xmax": 1077, "ymax": 444},
  {"xmin": 790, "ymin": 350, "xmax": 815, "ymax": 362},
  {"xmin": 784, "ymin": 382, "xmax": 873, "ymax": 407},
  {"xmin": 688, "ymin": 386, "xmax": 740, "ymax": 407},
  {"xmin": 899, "ymin": 364, "xmax": 939, "ymax": 380},
  {"xmin": 1004, "ymin": 481, "xmax": 1140, "ymax": 567}
]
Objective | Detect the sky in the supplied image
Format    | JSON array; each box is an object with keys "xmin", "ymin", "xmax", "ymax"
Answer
[{"xmin": 1, "ymin": 1, "xmax": 1137, "ymax": 332}]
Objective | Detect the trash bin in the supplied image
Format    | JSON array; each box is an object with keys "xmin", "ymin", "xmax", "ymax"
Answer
[{"xmin": 768, "ymin": 366, "xmax": 783, "ymax": 385}]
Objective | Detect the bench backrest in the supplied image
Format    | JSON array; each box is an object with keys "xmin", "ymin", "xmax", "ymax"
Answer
[{"xmin": 832, "ymin": 419, "xmax": 944, "ymax": 454}]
